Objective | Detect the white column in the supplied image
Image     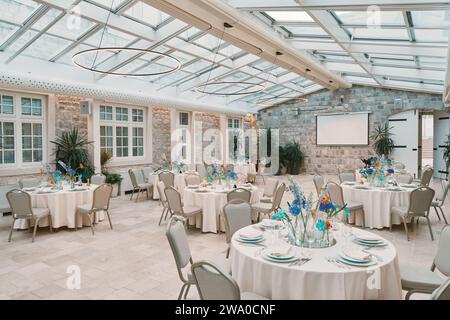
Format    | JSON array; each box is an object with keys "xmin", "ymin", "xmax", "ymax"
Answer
[
  {"xmin": 219, "ymin": 114, "xmax": 227, "ymax": 164},
  {"xmin": 170, "ymin": 108, "xmax": 178, "ymax": 161},
  {"xmin": 46, "ymin": 94, "xmax": 56, "ymax": 165},
  {"xmin": 89, "ymin": 100, "xmax": 101, "ymax": 173},
  {"xmin": 146, "ymin": 106, "xmax": 153, "ymax": 164}
]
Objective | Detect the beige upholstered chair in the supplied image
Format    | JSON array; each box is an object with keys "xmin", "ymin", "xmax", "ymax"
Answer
[
  {"xmin": 185, "ymin": 173, "xmax": 201, "ymax": 186},
  {"xmin": 338, "ymin": 172, "xmax": 356, "ymax": 183},
  {"xmin": 18, "ymin": 177, "xmax": 41, "ymax": 189},
  {"xmin": 227, "ymin": 188, "xmax": 251, "ymax": 203},
  {"xmin": 90, "ymin": 174, "xmax": 106, "ymax": 185},
  {"xmin": 413, "ymin": 167, "xmax": 433, "ymax": 186},
  {"xmin": 431, "ymin": 180, "xmax": 449, "ymax": 224},
  {"xmin": 327, "ymin": 181, "xmax": 365, "ymax": 228},
  {"xmin": 396, "ymin": 174, "xmax": 413, "ymax": 184},
  {"xmin": 391, "ymin": 186, "xmax": 435, "ymax": 241},
  {"xmin": 430, "ymin": 277, "xmax": 450, "ymax": 300},
  {"xmin": 251, "ymin": 183, "xmax": 285, "ymax": 222},
  {"xmin": 401, "ymin": 225, "xmax": 450, "ymax": 299},
  {"xmin": 191, "ymin": 261, "xmax": 268, "ymax": 300},
  {"xmin": 159, "ymin": 171, "xmax": 175, "ymax": 188},
  {"xmin": 76, "ymin": 184, "xmax": 113, "ymax": 235},
  {"xmin": 128, "ymin": 169, "xmax": 152, "ymax": 202},
  {"xmin": 157, "ymin": 181, "xmax": 170, "ymax": 225},
  {"xmin": 260, "ymin": 177, "xmax": 279, "ymax": 203},
  {"xmin": 165, "ymin": 186, "xmax": 202, "ymax": 224},
  {"xmin": 6, "ymin": 189, "xmax": 52, "ymax": 242},
  {"xmin": 223, "ymin": 200, "xmax": 252, "ymax": 258},
  {"xmin": 142, "ymin": 166, "xmax": 154, "ymax": 182},
  {"xmin": 313, "ymin": 174, "xmax": 324, "ymax": 198},
  {"xmin": 166, "ymin": 216, "xmax": 196, "ymax": 300}
]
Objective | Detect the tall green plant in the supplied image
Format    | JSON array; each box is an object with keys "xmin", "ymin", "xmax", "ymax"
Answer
[
  {"xmin": 277, "ymin": 141, "xmax": 304, "ymax": 175},
  {"xmin": 51, "ymin": 128, "xmax": 94, "ymax": 180},
  {"xmin": 371, "ymin": 122, "xmax": 395, "ymax": 157},
  {"xmin": 100, "ymin": 150, "xmax": 112, "ymax": 174}
]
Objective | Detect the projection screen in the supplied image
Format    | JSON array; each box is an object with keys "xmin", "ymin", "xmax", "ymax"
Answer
[{"xmin": 316, "ymin": 113, "xmax": 369, "ymax": 146}]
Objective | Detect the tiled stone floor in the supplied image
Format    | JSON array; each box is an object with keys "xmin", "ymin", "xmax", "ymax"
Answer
[{"xmin": 0, "ymin": 174, "xmax": 448, "ymax": 300}]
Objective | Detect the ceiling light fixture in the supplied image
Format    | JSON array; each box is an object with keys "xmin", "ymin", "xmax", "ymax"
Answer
[{"xmin": 71, "ymin": 0, "xmax": 180, "ymax": 77}]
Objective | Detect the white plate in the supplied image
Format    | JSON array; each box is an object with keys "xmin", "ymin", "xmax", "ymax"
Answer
[
  {"xmin": 264, "ymin": 249, "xmax": 295, "ymax": 261},
  {"xmin": 262, "ymin": 252, "xmax": 299, "ymax": 263},
  {"xmin": 236, "ymin": 237, "xmax": 264, "ymax": 244},
  {"xmin": 353, "ymin": 186, "xmax": 371, "ymax": 190},
  {"xmin": 338, "ymin": 255, "xmax": 377, "ymax": 267},
  {"xmin": 354, "ymin": 239, "xmax": 387, "ymax": 247}
]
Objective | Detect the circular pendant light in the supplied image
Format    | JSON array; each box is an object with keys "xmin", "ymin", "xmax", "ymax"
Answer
[
  {"xmin": 195, "ymin": 81, "xmax": 266, "ymax": 96},
  {"xmin": 72, "ymin": 48, "xmax": 181, "ymax": 77}
]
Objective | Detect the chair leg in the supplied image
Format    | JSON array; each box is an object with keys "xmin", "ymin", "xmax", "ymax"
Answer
[
  {"xmin": 425, "ymin": 216, "xmax": 434, "ymax": 241},
  {"xmin": 439, "ymin": 207, "xmax": 448, "ymax": 225},
  {"xmin": 183, "ymin": 284, "xmax": 191, "ymax": 299},
  {"xmin": 433, "ymin": 207, "xmax": 441, "ymax": 221},
  {"xmin": 158, "ymin": 207, "xmax": 167, "ymax": 226},
  {"xmin": 178, "ymin": 283, "xmax": 187, "ymax": 300},
  {"xmin": 32, "ymin": 218, "xmax": 39, "ymax": 243},
  {"xmin": 106, "ymin": 210, "xmax": 113, "ymax": 230},
  {"xmin": 8, "ymin": 218, "xmax": 16, "ymax": 242},
  {"xmin": 405, "ymin": 290, "xmax": 414, "ymax": 300},
  {"xmin": 89, "ymin": 214, "xmax": 95, "ymax": 235},
  {"xmin": 130, "ymin": 189, "xmax": 135, "ymax": 201},
  {"xmin": 135, "ymin": 189, "xmax": 140, "ymax": 203},
  {"xmin": 226, "ymin": 246, "xmax": 230, "ymax": 259},
  {"xmin": 402, "ymin": 217, "xmax": 410, "ymax": 241}
]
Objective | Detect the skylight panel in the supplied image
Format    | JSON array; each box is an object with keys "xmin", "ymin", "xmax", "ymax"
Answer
[
  {"xmin": 88, "ymin": 0, "xmax": 128, "ymax": 11},
  {"xmin": 347, "ymin": 27, "xmax": 409, "ymax": 40},
  {"xmin": 265, "ymin": 11, "xmax": 313, "ymax": 22},
  {"xmin": 124, "ymin": 2, "xmax": 170, "ymax": 27},
  {"xmin": 285, "ymin": 26, "xmax": 329, "ymax": 37},
  {"xmin": 0, "ymin": 21, "xmax": 17, "ymax": 42},
  {"xmin": 414, "ymin": 29, "xmax": 449, "ymax": 43},
  {"xmin": 21, "ymin": 33, "xmax": 72, "ymax": 60},
  {"xmin": 47, "ymin": 14, "xmax": 96, "ymax": 41},
  {"xmin": 85, "ymin": 27, "xmax": 136, "ymax": 47},
  {"xmin": 0, "ymin": 0, "xmax": 38, "ymax": 24},
  {"xmin": 334, "ymin": 11, "xmax": 405, "ymax": 26},
  {"xmin": 411, "ymin": 11, "xmax": 450, "ymax": 28},
  {"xmin": 193, "ymin": 33, "xmax": 221, "ymax": 50}
]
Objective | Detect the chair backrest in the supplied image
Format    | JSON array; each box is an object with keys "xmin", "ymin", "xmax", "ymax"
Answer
[
  {"xmin": 191, "ymin": 261, "xmax": 240, "ymax": 300},
  {"xmin": 430, "ymin": 277, "xmax": 450, "ymax": 300},
  {"xmin": 165, "ymin": 186, "xmax": 183, "ymax": 214},
  {"xmin": 263, "ymin": 178, "xmax": 279, "ymax": 198},
  {"xmin": 159, "ymin": 171, "xmax": 175, "ymax": 188},
  {"xmin": 90, "ymin": 174, "xmax": 106, "ymax": 185},
  {"xmin": 92, "ymin": 184, "xmax": 113, "ymax": 211},
  {"xmin": 434, "ymin": 225, "xmax": 450, "ymax": 276},
  {"xmin": 142, "ymin": 166, "xmax": 153, "ymax": 179},
  {"xmin": 436, "ymin": 180, "xmax": 450, "ymax": 205},
  {"xmin": 339, "ymin": 172, "xmax": 356, "ymax": 183},
  {"xmin": 223, "ymin": 200, "xmax": 252, "ymax": 244},
  {"xmin": 6, "ymin": 189, "xmax": 33, "ymax": 218},
  {"xmin": 128, "ymin": 169, "xmax": 138, "ymax": 188},
  {"xmin": 272, "ymin": 183, "xmax": 286, "ymax": 209},
  {"xmin": 185, "ymin": 173, "xmax": 201, "ymax": 186},
  {"xmin": 327, "ymin": 181, "xmax": 345, "ymax": 207},
  {"xmin": 421, "ymin": 167, "xmax": 433, "ymax": 186},
  {"xmin": 0, "ymin": 185, "xmax": 17, "ymax": 213},
  {"xmin": 133, "ymin": 169, "xmax": 145, "ymax": 185},
  {"xmin": 408, "ymin": 186, "xmax": 435, "ymax": 216},
  {"xmin": 313, "ymin": 174, "xmax": 324, "ymax": 197},
  {"xmin": 157, "ymin": 181, "xmax": 167, "ymax": 202},
  {"xmin": 396, "ymin": 174, "xmax": 413, "ymax": 184},
  {"xmin": 166, "ymin": 216, "xmax": 192, "ymax": 271},
  {"xmin": 227, "ymin": 188, "xmax": 251, "ymax": 203},
  {"xmin": 18, "ymin": 177, "xmax": 41, "ymax": 189}
]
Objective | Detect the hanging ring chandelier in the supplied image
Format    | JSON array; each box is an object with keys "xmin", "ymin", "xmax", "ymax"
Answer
[
  {"xmin": 71, "ymin": 0, "xmax": 180, "ymax": 77},
  {"xmin": 72, "ymin": 48, "xmax": 181, "ymax": 77},
  {"xmin": 195, "ymin": 81, "xmax": 266, "ymax": 95}
]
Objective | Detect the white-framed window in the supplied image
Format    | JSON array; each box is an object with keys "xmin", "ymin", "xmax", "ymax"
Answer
[
  {"xmin": 99, "ymin": 104, "xmax": 145, "ymax": 160},
  {"xmin": 227, "ymin": 117, "xmax": 242, "ymax": 161},
  {"xmin": 0, "ymin": 90, "xmax": 46, "ymax": 167},
  {"xmin": 178, "ymin": 111, "xmax": 190, "ymax": 160}
]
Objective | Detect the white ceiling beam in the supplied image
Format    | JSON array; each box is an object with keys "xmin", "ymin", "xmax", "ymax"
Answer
[
  {"xmin": 143, "ymin": 0, "xmax": 351, "ymax": 90},
  {"xmin": 305, "ymin": 9, "xmax": 384, "ymax": 86}
]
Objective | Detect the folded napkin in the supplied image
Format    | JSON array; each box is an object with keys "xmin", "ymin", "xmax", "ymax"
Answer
[
  {"xmin": 353, "ymin": 231, "xmax": 382, "ymax": 242},
  {"xmin": 267, "ymin": 243, "xmax": 292, "ymax": 257},
  {"xmin": 240, "ymin": 229, "xmax": 263, "ymax": 239},
  {"xmin": 342, "ymin": 248, "xmax": 370, "ymax": 261}
]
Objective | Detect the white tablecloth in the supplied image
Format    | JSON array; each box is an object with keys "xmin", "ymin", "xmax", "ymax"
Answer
[
  {"xmin": 231, "ymin": 225, "xmax": 402, "ymax": 300},
  {"xmin": 342, "ymin": 184, "xmax": 412, "ymax": 229},
  {"xmin": 183, "ymin": 186, "xmax": 259, "ymax": 233},
  {"xmin": 14, "ymin": 185, "xmax": 104, "ymax": 229},
  {"xmin": 149, "ymin": 172, "xmax": 193, "ymax": 200}
]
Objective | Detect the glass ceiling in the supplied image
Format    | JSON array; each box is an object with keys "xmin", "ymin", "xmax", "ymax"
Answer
[{"xmin": 0, "ymin": 0, "xmax": 448, "ymax": 109}]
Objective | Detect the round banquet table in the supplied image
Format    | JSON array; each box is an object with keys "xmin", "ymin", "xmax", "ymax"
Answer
[
  {"xmin": 183, "ymin": 185, "xmax": 259, "ymax": 233},
  {"xmin": 230, "ymin": 225, "xmax": 402, "ymax": 300},
  {"xmin": 14, "ymin": 185, "xmax": 104, "ymax": 230},
  {"xmin": 341, "ymin": 183, "xmax": 414, "ymax": 229},
  {"xmin": 148, "ymin": 172, "xmax": 194, "ymax": 200}
]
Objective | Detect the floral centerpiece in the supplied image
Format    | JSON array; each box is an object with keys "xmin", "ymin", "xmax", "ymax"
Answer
[
  {"xmin": 160, "ymin": 154, "xmax": 172, "ymax": 171},
  {"xmin": 359, "ymin": 156, "xmax": 394, "ymax": 187},
  {"xmin": 58, "ymin": 160, "xmax": 83, "ymax": 186},
  {"xmin": 172, "ymin": 160, "xmax": 187, "ymax": 173},
  {"xmin": 206, "ymin": 163, "xmax": 226, "ymax": 184}
]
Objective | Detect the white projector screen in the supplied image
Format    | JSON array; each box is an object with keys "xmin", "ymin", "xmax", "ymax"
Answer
[{"xmin": 316, "ymin": 113, "xmax": 369, "ymax": 146}]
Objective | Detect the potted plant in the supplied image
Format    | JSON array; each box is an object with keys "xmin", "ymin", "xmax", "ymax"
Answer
[
  {"xmin": 105, "ymin": 173, "xmax": 123, "ymax": 197},
  {"xmin": 371, "ymin": 123, "xmax": 395, "ymax": 157},
  {"xmin": 51, "ymin": 128, "xmax": 94, "ymax": 182}
]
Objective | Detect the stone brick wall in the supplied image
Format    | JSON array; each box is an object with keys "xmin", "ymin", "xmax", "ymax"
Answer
[
  {"xmin": 152, "ymin": 107, "xmax": 171, "ymax": 163},
  {"xmin": 257, "ymin": 85, "xmax": 445, "ymax": 174},
  {"xmin": 55, "ymin": 95, "xmax": 88, "ymax": 137}
]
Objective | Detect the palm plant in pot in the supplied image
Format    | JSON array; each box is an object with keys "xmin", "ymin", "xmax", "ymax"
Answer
[
  {"xmin": 370, "ymin": 122, "xmax": 395, "ymax": 157},
  {"xmin": 277, "ymin": 141, "xmax": 304, "ymax": 175},
  {"xmin": 51, "ymin": 128, "xmax": 94, "ymax": 181},
  {"xmin": 100, "ymin": 150, "xmax": 122, "ymax": 197}
]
